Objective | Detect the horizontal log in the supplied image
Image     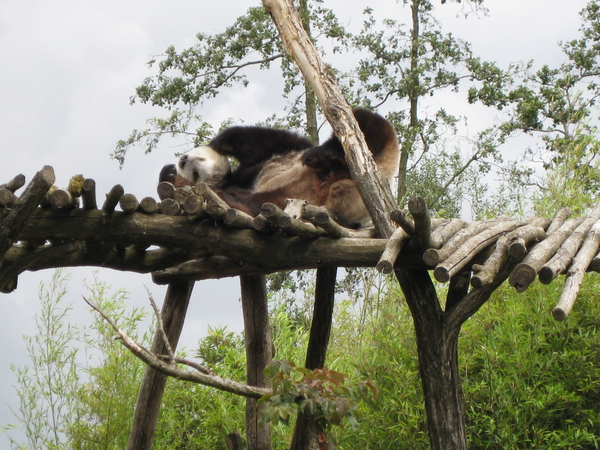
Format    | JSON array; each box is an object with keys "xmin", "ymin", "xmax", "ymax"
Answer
[
  {"xmin": 157, "ymin": 181, "xmax": 175, "ymax": 200},
  {"xmin": 553, "ymin": 220, "xmax": 600, "ymax": 321},
  {"xmin": 509, "ymin": 218, "xmax": 583, "ymax": 292},
  {"xmin": 423, "ymin": 218, "xmax": 511, "ymax": 266},
  {"xmin": 50, "ymin": 189, "xmax": 78, "ymax": 209},
  {"xmin": 2, "ymin": 240, "xmax": 196, "ymax": 284},
  {"xmin": 539, "ymin": 205, "xmax": 600, "ymax": 284},
  {"xmin": 5, "ymin": 208, "xmax": 442, "ymax": 282},
  {"xmin": 158, "ymin": 198, "xmax": 181, "ymax": 216},
  {"xmin": 119, "ymin": 193, "xmax": 140, "ymax": 214},
  {"xmin": 434, "ymin": 220, "xmax": 519, "ymax": 283},
  {"xmin": 139, "ymin": 197, "xmax": 158, "ymax": 214}
]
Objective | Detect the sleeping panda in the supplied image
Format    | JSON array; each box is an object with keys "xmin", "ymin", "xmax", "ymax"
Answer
[{"xmin": 159, "ymin": 108, "xmax": 399, "ymax": 228}]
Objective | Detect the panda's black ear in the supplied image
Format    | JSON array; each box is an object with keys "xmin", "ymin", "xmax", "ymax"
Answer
[{"xmin": 159, "ymin": 164, "xmax": 178, "ymax": 184}]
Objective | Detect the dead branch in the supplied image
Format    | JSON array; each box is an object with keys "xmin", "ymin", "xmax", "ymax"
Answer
[
  {"xmin": 83, "ymin": 296, "xmax": 269, "ymax": 398},
  {"xmin": 146, "ymin": 287, "xmax": 175, "ymax": 361},
  {"xmin": 390, "ymin": 209, "xmax": 415, "ymax": 236},
  {"xmin": 376, "ymin": 227, "xmax": 411, "ymax": 274}
]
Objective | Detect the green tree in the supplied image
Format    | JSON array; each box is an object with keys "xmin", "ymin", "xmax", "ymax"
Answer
[
  {"xmin": 116, "ymin": 0, "xmax": 514, "ymax": 216},
  {"xmin": 477, "ymin": 0, "xmax": 600, "ymax": 216},
  {"xmin": 10, "ymin": 270, "xmax": 78, "ymax": 450},
  {"xmin": 68, "ymin": 277, "xmax": 148, "ymax": 450}
]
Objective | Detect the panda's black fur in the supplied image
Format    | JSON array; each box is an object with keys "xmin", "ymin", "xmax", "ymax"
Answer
[{"xmin": 159, "ymin": 108, "xmax": 399, "ymax": 228}]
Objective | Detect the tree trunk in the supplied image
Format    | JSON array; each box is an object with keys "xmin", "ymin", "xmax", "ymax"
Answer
[
  {"xmin": 398, "ymin": 0, "xmax": 421, "ymax": 203},
  {"xmin": 395, "ymin": 268, "xmax": 468, "ymax": 450},
  {"xmin": 240, "ymin": 275, "xmax": 273, "ymax": 450},
  {"xmin": 126, "ymin": 281, "xmax": 195, "ymax": 450}
]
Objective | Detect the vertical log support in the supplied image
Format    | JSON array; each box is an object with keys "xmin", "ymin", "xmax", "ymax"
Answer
[
  {"xmin": 290, "ymin": 267, "xmax": 337, "ymax": 450},
  {"xmin": 240, "ymin": 275, "xmax": 273, "ymax": 450},
  {"xmin": 126, "ymin": 281, "xmax": 195, "ymax": 450}
]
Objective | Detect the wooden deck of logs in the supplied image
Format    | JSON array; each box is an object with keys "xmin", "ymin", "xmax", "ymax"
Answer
[{"xmin": 1, "ymin": 166, "xmax": 600, "ymax": 322}]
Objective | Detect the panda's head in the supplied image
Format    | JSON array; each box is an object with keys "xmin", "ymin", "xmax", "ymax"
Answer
[{"xmin": 177, "ymin": 146, "xmax": 231, "ymax": 186}]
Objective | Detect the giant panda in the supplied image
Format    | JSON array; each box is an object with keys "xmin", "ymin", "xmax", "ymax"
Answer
[{"xmin": 159, "ymin": 108, "xmax": 399, "ymax": 228}]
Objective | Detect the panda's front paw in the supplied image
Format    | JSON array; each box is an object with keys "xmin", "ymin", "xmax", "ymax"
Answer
[
  {"xmin": 159, "ymin": 164, "xmax": 178, "ymax": 184},
  {"xmin": 301, "ymin": 147, "xmax": 345, "ymax": 170}
]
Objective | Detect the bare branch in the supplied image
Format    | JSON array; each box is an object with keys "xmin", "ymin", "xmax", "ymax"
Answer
[{"xmin": 82, "ymin": 296, "xmax": 270, "ymax": 399}]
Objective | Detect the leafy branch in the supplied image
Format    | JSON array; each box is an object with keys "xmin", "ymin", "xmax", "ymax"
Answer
[{"xmin": 258, "ymin": 359, "xmax": 378, "ymax": 430}]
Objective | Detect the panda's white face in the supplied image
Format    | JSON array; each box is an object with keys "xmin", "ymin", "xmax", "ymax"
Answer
[{"xmin": 177, "ymin": 146, "xmax": 231, "ymax": 186}]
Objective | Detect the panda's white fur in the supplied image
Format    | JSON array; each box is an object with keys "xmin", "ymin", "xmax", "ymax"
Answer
[{"xmin": 177, "ymin": 146, "xmax": 231, "ymax": 186}]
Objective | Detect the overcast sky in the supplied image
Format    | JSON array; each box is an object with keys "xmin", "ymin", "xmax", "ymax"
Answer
[{"xmin": 0, "ymin": 0, "xmax": 591, "ymax": 445}]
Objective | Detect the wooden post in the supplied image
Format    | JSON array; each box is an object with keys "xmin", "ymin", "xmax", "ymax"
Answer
[
  {"xmin": 126, "ymin": 281, "xmax": 194, "ymax": 450},
  {"xmin": 290, "ymin": 267, "xmax": 337, "ymax": 450},
  {"xmin": 240, "ymin": 275, "xmax": 273, "ymax": 450}
]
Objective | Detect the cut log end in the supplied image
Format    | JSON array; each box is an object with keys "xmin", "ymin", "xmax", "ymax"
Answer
[
  {"xmin": 538, "ymin": 266, "xmax": 557, "ymax": 285},
  {"xmin": 552, "ymin": 307, "xmax": 568, "ymax": 322},
  {"xmin": 434, "ymin": 266, "xmax": 450, "ymax": 283},
  {"xmin": 508, "ymin": 263, "xmax": 537, "ymax": 291},
  {"xmin": 423, "ymin": 248, "xmax": 440, "ymax": 266}
]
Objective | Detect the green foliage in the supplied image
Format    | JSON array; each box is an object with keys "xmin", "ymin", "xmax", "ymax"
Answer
[
  {"xmin": 493, "ymin": 0, "xmax": 600, "ymax": 215},
  {"xmin": 11, "ymin": 270, "xmax": 600, "ymax": 449},
  {"xmin": 154, "ymin": 326, "xmax": 247, "ymax": 449},
  {"xmin": 195, "ymin": 325, "xmax": 246, "ymax": 371},
  {"xmin": 259, "ymin": 360, "xmax": 378, "ymax": 429},
  {"xmin": 462, "ymin": 279, "xmax": 600, "ymax": 449},
  {"xmin": 154, "ymin": 379, "xmax": 245, "ymax": 449},
  {"xmin": 10, "ymin": 270, "xmax": 79, "ymax": 450},
  {"xmin": 9, "ymin": 271, "xmax": 148, "ymax": 450},
  {"xmin": 67, "ymin": 276, "xmax": 148, "ymax": 450}
]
